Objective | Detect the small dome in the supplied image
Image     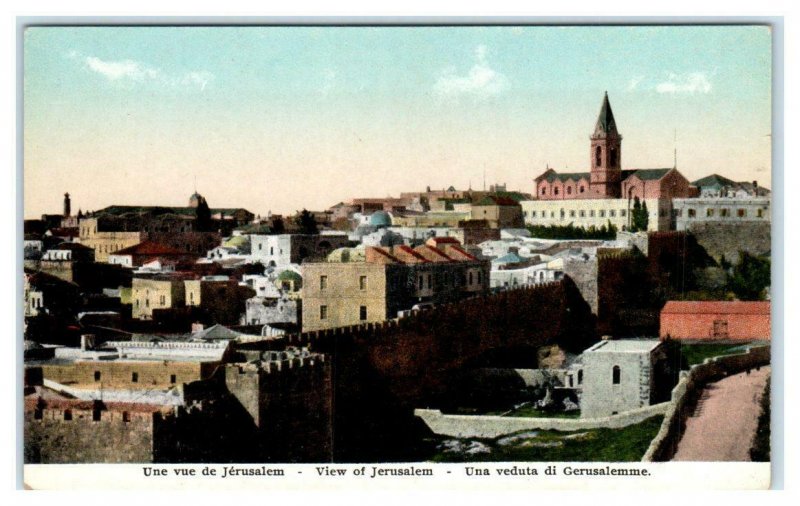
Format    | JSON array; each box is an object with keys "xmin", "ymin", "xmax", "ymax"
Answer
[
  {"xmin": 276, "ymin": 270, "xmax": 302, "ymax": 283},
  {"xmin": 369, "ymin": 211, "xmax": 392, "ymax": 228}
]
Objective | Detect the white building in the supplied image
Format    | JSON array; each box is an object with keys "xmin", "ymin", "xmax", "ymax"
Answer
[
  {"xmin": 671, "ymin": 197, "xmax": 771, "ymax": 231},
  {"xmin": 577, "ymin": 339, "xmax": 676, "ymax": 418},
  {"xmin": 520, "ymin": 198, "xmax": 672, "ymax": 232}
]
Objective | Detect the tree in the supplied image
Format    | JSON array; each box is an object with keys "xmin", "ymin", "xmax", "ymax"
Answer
[
  {"xmin": 631, "ymin": 197, "xmax": 649, "ymax": 232},
  {"xmin": 297, "ymin": 209, "xmax": 319, "ymax": 235},
  {"xmin": 728, "ymin": 251, "xmax": 771, "ymax": 300},
  {"xmin": 195, "ymin": 197, "xmax": 212, "ymax": 232}
]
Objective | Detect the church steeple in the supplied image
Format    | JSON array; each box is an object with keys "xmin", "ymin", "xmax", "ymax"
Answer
[
  {"xmin": 589, "ymin": 92, "xmax": 623, "ymax": 198},
  {"xmin": 592, "ymin": 91, "xmax": 619, "ymax": 138}
]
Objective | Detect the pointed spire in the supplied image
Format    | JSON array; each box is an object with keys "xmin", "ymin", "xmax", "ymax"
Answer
[{"xmin": 592, "ymin": 91, "xmax": 619, "ymax": 138}]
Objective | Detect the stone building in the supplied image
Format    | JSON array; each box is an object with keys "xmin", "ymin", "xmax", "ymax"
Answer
[
  {"xmin": 659, "ymin": 301, "xmax": 771, "ymax": 341},
  {"xmin": 470, "ymin": 196, "xmax": 524, "ymax": 229},
  {"xmin": 577, "ymin": 338, "xmax": 679, "ymax": 418},
  {"xmin": 671, "ymin": 197, "xmax": 771, "ymax": 231},
  {"xmin": 108, "ymin": 240, "xmax": 198, "ymax": 268},
  {"xmin": 250, "ymin": 233, "xmax": 350, "ymax": 267},
  {"xmin": 185, "ymin": 276, "xmax": 254, "ymax": 325},
  {"xmin": 692, "ymin": 174, "xmax": 770, "ymax": 198},
  {"xmin": 37, "ymin": 243, "xmax": 96, "ymax": 282},
  {"xmin": 131, "ymin": 274, "xmax": 194, "ymax": 320},
  {"xmin": 301, "ymin": 237, "xmax": 489, "ymax": 331},
  {"xmin": 245, "ymin": 294, "xmax": 299, "ymax": 327}
]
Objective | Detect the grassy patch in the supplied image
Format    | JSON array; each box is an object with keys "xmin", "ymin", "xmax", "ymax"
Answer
[
  {"xmin": 680, "ymin": 344, "xmax": 743, "ymax": 367},
  {"xmin": 505, "ymin": 406, "xmax": 581, "ymax": 419},
  {"xmin": 428, "ymin": 415, "xmax": 664, "ymax": 463}
]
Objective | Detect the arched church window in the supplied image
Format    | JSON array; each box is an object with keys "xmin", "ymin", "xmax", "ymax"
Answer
[
  {"xmin": 580, "ymin": 186, "xmax": 585, "ymax": 193},
  {"xmin": 554, "ymin": 188, "xmax": 559, "ymax": 195},
  {"xmin": 595, "ymin": 146, "xmax": 602, "ymax": 166},
  {"xmin": 609, "ymin": 147, "xmax": 617, "ymax": 166},
  {"xmin": 567, "ymin": 186, "xmax": 572, "ymax": 195}
]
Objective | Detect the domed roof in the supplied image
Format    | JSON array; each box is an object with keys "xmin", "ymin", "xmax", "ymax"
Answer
[
  {"xmin": 369, "ymin": 211, "xmax": 392, "ymax": 227},
  {"xmin": 327, "ymin": 246, "xmax": 366, "ymax": 263},
  {"xmin": 276, "ymin": 269, "xmax": 302, "ymax": 282}
]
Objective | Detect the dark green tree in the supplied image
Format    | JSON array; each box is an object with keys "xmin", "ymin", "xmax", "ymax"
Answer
[
  {"xmin": 631, "ymin": 197, "xmax": 649, "ymax": 232},
  {"xmin": 728, "ymin": 251, "xmax": 771, "ymax": 300},
  {"xmin": 298, "ymin": 209, "xmax": 319, "ymax": 235},
  {"xmin": 195, "ymin": 197, "xmax": 212, "ymax": 232}
]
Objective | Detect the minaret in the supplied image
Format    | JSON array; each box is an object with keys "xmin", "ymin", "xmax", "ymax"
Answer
[
  {"xmin": 589, "ymin": 92, "xmax": 623, "ymax": 198},
  {"xmin": 63, "ymin": 192, "xmax": 71, "ymax": 217}
]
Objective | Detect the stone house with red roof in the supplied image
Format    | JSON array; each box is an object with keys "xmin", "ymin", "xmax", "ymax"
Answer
[
  {"xmin": 301, "ymin": 237, "xmax": 489, "ymax": 331},
  {"xmin": 659, "ymin": 300, "xmax": 771, "ymax": 341}
]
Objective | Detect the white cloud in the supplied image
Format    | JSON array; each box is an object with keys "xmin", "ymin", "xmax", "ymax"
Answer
[
  {"xmin": 434, "ymin": 45, "xmax": 508, "ymax": 100},
  {"xmin": 655, "ymin": 72, "xmax": 712, "ymax": 95},
  {"xmin": 85, "ymin": 56, "xmax": 159, "ymax": 81},
  {"xmin": 70, "ymin": 51, "xmax": 213, "ymax": 91}
]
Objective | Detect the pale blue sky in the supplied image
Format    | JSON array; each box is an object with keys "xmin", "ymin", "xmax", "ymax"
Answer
[{"xmin": 24, "ymin": 25, "xmax": 772, "ymax": 218}]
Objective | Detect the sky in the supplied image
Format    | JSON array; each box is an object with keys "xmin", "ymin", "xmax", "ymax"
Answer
[{"xmin": 23, "ymin": 25, "xmax": 772, "ymax": 219}]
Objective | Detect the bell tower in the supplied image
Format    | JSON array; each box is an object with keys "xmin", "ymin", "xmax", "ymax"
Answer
[{"xmin": 589, "ymin": 92, "xmax": 622, "ymax": 198}]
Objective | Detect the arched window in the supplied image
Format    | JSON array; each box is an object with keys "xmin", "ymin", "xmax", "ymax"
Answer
[
  {"xmin": 554, "ymin": 187, "xmax": 559, "ymax": 195},
  {"xmin": 567, "ymin": 186, "xmax": 572, "ymax": 195},
  {"xmin": 579, "ymin": 186, "xmax": 585, "ymax": 193},
  {"xmin": 578, "ymin": 369, "xmax": 583, "ymax": 385},
  {"xmin": 609, "ymin": 147, "xmax": 617, "ymax": 166},
  {"xmin": 595, "ymin": 146, "xmax": 602, "ymax": 167},
  {"xmin": 612, "ymin": 366, "xmax": 621, "ymax": 384},
  {"xmin": 541, "ymin": 187, "xmax": 547, "ymax": 195}
]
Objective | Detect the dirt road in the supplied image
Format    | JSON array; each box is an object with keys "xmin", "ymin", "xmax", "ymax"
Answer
[{"xmin": 672, "ymin": 366, "xmax": 770, "ymax": 461}]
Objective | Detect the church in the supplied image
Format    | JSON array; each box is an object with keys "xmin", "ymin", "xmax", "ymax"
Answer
[{"xmin": 533, "ymin": 92, "xmax": 697, "ymax": 202}]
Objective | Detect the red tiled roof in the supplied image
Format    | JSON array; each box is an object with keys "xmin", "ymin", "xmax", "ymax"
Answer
[
  {"xmin": 113, "ymin": 240, "xmax": 186, "ymax": 256},
  {"xmin": 413, "ymin": 245, "xmax": 454, "ymax": 262},
  {"xmin": 661, "ymin": 301, "xmax": 770, "ymax": 315},
  {"xmin": 427, "ymin": 237, "xmax": 461, "ymax": 245},
  {"xmin": 393, "ymin": 245, "xmax": 430, "ymax": 263}
]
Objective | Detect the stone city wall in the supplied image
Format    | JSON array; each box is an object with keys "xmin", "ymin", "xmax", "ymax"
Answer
[{"xmin": 414, "ymin": 402, "xmax": 668, "ymax": 439}]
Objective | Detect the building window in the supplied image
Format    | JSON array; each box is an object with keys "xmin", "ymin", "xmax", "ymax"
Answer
[
  {"xmin": 688, "ymin": 208, "xmax": 696, "ymax": 218},
  {"xmin": 145, "ymin": 299, "xmax": 149, "ymax": 308},
  {"xmin": 131, "ymin": 372, "xmax": 139, "ymax": 383},
  {"xmin": 569, "ymin": 210, "xmax": 576, "ymax": 218},
  {"xmin": 541, "ymin": 187, "xmax": 546, "ymax": 195},
  {"xmin": 122, "ymin": 411, "xmax": 131, "ymax": 423},
  {"xmin": 359, "ymin": 306, "xmax": 367, "ymax": 321},
  {"xmin": 757, "ymin": 208, "xmax": 764, "ymax": 218},
  {"xmin": 320, "ymin": 305, "xmax": 328, "ymax": 320},
  {"xmin": 94, "ymin": 371, "xmax": 101, "ymax": 382},
  {"xmin": 360, "ymin": 275, "xmax": 367, "ymax": 290},
  {"xmin": 170, "ymin": 374, "xmax": 177, "ymax": 384},
  {"xmin": 612, "ymin": 366, "xmax": 621, "ymax": 385},
  {"xmin": 737, "ymin": 208, "xmax": 746, "ymax": 218},
  {"xmin": 418, "ymin": 275, "xmax": 424, "ymax": 290},
  {"xmin": 270, "ymin": 247, "xmax": 274, "ymax": 255},
  {"xmin": 427, "ymin": 273, "xmax": 432, "ymax": 289},
  {"xmin": 578, "ymin": 370, "xmax": 583, "ymax": 385},
  {"xmin": 707, "ymin": 208, "xmax": 715, "ymax": 217},
  {"xmin": 595, "ymin": 145, "xmax": 602, "ymax": 166},
  {"xmin": 554, "ymin": 188, "xmax": 559, "ymax": 195},
  {"xmin": 93, "ymin": 409, "xmax": 101, "ymax": 422},
  {"xmin": 620, "ymin": 209, "xmax": 626, "ymax": 217},
  {"xmin": 258, "ymin": 244, "xmax": 262, "ymax": 250},
  {"xmin": 477, "ymin": 270, "xmax": 482, "ymax": 284},
  {"xmin": 599, "ymin": 210, "xmax": 606, "ymax": 218},
  {"xmin": 580, "ymin": 186, "xmax": 585, "ymax": 193},
  {"xmin": 160, "ymin": 295, "xmax": 166, "ymax": 305},
  {"xmin": 610, "ymin": 210, "xmax": 616, "ymax": 217},
  {"xmin": 579, "ymin": 210, "xmax": 585, "ymax": 217},
  {"xmin": 720, "ymin": 208, "xmax": 730, "ymax": 217},
  {"xmin": 63, "ymin": 409, "xmax": 72, "ymax": 421},
  {"xmin": 590, "ymin": 210, "xmax": 595, "ymax": 217},
  {"xmin": 468, "ymin": 271, "xmax": 473, "ymax": 285},
  {"xmin": 567, "ymin": 186, "xmax": 572, "ymax": 195},
  {"xmin": 320, "ymin": 275, "xmax": 328, "ymax": 290}
]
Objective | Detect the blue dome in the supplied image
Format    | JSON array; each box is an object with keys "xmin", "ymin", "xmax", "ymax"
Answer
[{"xmin": 369, "ymin": 211, "xmax": 392, "ymax": 228}]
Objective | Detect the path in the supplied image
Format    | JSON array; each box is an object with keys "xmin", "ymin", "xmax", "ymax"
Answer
[{"xmin": 672, "ymin": 366, "xmax": 770, "ymax": 462}]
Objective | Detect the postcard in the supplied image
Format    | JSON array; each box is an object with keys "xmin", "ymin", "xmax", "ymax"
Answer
[{"xmin": 20, "ymin": 22, "xmax": 774, "ymax": 490}]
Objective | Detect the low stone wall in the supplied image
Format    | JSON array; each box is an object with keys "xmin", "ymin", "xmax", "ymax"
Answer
[
  {"xmin": 414, "ymin": 402, "xmax": 668, "ymax": 439},
  {"xmin": 641, "ymin": 344, "xmax": 770, "ymax": 462}
]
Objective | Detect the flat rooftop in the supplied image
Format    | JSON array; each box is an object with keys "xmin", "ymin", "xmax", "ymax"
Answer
[{"xmin": 584, "ymin": 339, "xmax": 661, "ymax": 354}]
